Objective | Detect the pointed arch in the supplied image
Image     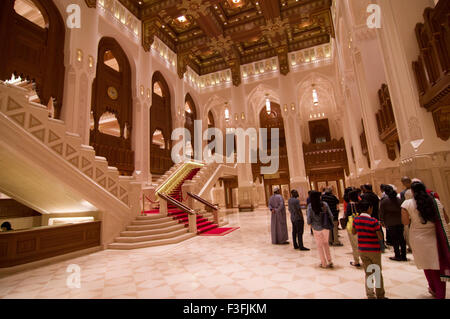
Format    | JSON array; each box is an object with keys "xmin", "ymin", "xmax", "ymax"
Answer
[
  {"xmin": 0, "ymin": 0, "xmax": 65, "ymax": 118},
  {"xmin": 150, "ymin": 71, "xmax": 173, "ymax": 175},
  {"xmin": 90, "ymin": 37, "xmax": 134, "ymax": 175},
  {"xmin": 184, "ymin": 93, "xmax": 198, "ymax": 159}
]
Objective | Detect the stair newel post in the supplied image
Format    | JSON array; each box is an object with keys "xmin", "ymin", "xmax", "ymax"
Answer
[
  {"xmin": 188, "ymin": 211, "xmax": 197, "ymax": 234},
  {"xmin": 159, "ymin": 196, "xmax": 168, "ymax": 216},
  {"xmin": 182, "ymin": 182, "xmax": 195, "ymax": 209}
]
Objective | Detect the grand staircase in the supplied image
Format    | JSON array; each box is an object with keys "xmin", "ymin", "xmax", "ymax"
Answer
[
  {"xmin": 108, "ymin": 166, "xmax": 219, "ymax": 249},
  {"xmin": 0, "ymin": 80, "xmax": 138, "ymax": 246}
]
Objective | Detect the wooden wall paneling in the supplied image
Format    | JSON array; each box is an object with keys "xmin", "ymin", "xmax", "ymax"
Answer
[
  {"xmin": 0, "ymin": 0, "xmax": 65, "ymax": 118},
  {"xmin": 0, "ymin": 221, "xmax": 101, "ymax": 268},
  {"xmin": 412, "ymin": 0, "xmax": 450, "ymax": 141},
  {"xmin": 150, "ymin": 71, "xmax": 173, "ymax": 175},
  {"xmin": 90, "ymin": 37, "xmax": 135, "ymax": 175}
]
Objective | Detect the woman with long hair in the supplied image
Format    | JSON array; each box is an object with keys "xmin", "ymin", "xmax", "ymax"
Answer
[
  {"xmin": 401, "ymin": 181, "xmax": 450, "ymax": 299},
  {"xmin": 380, "ymin": 185, "xmax": 407, "ymax": 261},
  {"xmin": 307, "ymin": 191, "xmax": 334, "ymax": 268},
  {"xmin": 346, "ymin": 190, "xmax": 362, "ymax": 268}
]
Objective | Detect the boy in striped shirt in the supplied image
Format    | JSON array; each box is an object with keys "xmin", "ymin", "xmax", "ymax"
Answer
[{"xmin": 352, "ymin": 200, "xmax": 386, "ymax": 299}]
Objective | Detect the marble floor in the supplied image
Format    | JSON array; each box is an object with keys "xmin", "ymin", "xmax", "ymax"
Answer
[{"xmin": 0, "ymin": 208, "xmax": 448, "ymax": 299}]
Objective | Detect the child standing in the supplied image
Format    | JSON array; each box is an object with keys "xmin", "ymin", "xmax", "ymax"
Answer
[{"xmin": 352, "ymin": 200, "xmax": 387, "ymax": 299}]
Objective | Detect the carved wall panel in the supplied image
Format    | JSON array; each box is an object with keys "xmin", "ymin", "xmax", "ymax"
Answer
[
  {"xmin": 375, "ymin": 83, "xmax": 399, "ymax": 161},
  {"xmin": 251, "ymin": 103, "xmax": 290, "ymax": 184},
  {"xmin": 0, "ymin": 0, "xmax": 65, "ymax": 118},
  {"xmin": 150, "ymin": 71, "xmax": 173, "ymax": 175},
  {"xmin": 412, "ymin": 0, "xmax": 450, "ymax": 140},
  {"xmin": 90, "ymin": 37, "xmax": 134, "ymax": 175}
]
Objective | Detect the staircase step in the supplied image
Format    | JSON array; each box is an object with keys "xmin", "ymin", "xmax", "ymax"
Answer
[
  {"xmin": 108, "ymin": 232, "xmax": 196, "ymax": 250},
  {"xmin": 126, "ymin": 220, "xmax": 179, "ymax": 231},
  {"xmin": 196, "ymin": 220, "xmax": 213, "ymax": 228},
  {"xmin": 197, "ymin": 223, "xmax": 219, "ymax": 234},
  {"xmin": 136, "ymin": 214, "xmax": 167, "ymax": 220},
  {"xmin": 131, "ymin": 217, "xmax": 174, "ymax": 225},
  {"xmin": 115, "ymin": 228, "xmax": 188, "ymax": 243},
  {"xmin": 120, "ymin": 223, "xmax": 185, "ymax": 236}
]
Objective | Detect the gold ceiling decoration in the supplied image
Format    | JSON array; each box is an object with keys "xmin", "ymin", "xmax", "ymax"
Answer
[
  {"xmin": 176, "ymin": 0, "xmax": 210, "ymax": 19},
  {"xmin": 132, "ymin": 0, "xmax": 334, "ymax": 84},
  {"xmin": 261, "ymin": 17, "xmax": 290, "ymax": 38},
  {"xmin": 207, "ymin": 35, "xmax": 234, "ymax": 55}
]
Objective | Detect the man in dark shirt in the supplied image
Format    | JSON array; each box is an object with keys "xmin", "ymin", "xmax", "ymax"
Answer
[
  {"xmin": 288, "ymin": 189, "xmax": 309, "ymax": 251},
  {"xmin": 322, "ymin": 187, "xmax": 343, "ymax": 246},
  {"xmin": 361, "ymin": 184, "xmax": 380, "ymax": 220}
]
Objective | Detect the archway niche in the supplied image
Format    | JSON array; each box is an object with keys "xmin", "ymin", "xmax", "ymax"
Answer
[
  {"xmin": 184, "ymin": 93, "xmax": 198, "ymax": 160},
  {"xmin": 251, "ymin": 102, "xmax": 290, "ymax": 204},
  {"xmin": 90, "ymin": 37, "xmax": 134, "ymax": 175},
  {"xmin": 150, "ymin": 71, "xmax": 173, "ymax": 175},
  {"xmin": 0, "ymin": 0, "xmax": 65, "ymax": 118}
]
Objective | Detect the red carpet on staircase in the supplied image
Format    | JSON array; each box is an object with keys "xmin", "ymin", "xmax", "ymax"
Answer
[{"xmin": 143, "ymin": 167, "xmax": 219, "ymax": 234}]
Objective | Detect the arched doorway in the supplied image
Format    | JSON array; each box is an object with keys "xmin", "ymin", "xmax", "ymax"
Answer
[
  {"xmin": 184, "ymin": 93, "xmax": 197, "ymax": 160},
  {"xmin": 251, "ymin": 102, "xmax": 290, "ymax": 204},
  {"xmin": 90, "ymin": 37, "xmax": 134, "ymax": 175},
  {"xmin": 0, "ymin": 0, "xmax": 65, "ymax": 118},
  {"xmin": 150, "ymin": 72, "xmax": 173, "ymax": 175}
]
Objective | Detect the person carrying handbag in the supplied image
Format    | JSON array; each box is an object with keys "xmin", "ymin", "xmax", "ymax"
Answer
[
  {"xmin": 307, "ymin": 191, "xmax": 334, "ymax": 269},
  {"xmin": 346, "ymin": 190, "xmax": 362, "ymax": 268}
]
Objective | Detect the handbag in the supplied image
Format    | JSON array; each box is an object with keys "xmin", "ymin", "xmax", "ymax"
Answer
[
  {"xmin": 346, "ymin": 203, "xmax": 358, "ymax": 233},
  {"xmin": 321, "ymin": 203, "xmax": 333, "ymax": 230},
  {"xmin": 339, "ymin": 217, "xmax": 348, "ymax": 229}
]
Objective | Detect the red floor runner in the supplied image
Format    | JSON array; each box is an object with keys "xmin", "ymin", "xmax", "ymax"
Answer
[{"xmin": 199, "ymin": 227, "xmax": 239, "ymax": 236}]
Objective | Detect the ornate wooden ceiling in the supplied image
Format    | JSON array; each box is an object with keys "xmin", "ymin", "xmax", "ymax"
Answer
[{"xmin": 102, "ymin": 0, "xmax": 334, "ymax": 86}]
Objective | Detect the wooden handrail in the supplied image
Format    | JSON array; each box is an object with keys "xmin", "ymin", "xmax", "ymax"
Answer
[
  {"xmin": 187, "ymin": 192, "xmax": 218, "ymax": 211},
  {"xmin": 158, "ymin": 193, "xmax": 195, "ymax": 215}
]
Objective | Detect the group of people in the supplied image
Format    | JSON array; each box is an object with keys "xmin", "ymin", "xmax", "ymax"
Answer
[{"xmin": 268, "ymin": 177, "xmax": 450, "ymax": 299}]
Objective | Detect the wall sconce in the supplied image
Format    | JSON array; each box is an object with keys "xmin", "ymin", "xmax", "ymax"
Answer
[
  {"xmin": 140, "ymin": 85, "xmax": 144, "ymax": 96},
  {"xmin": 265, "ymin": 93, "xmax": 271, "ymax": 115},
  {"xmin": 312, "ymin": 84, "xmax": 319, "ymax": 106},
  {"xmin": 241, "ymin": 112, "xmax": 245, "ymax": 120},
  {"xmin": 291, "ymin": 103, "xmax": 295, "ymax": 111},
  {"xmin": 88, "ymin": 55, "xmax": 94, "ymax": 68},
  {"xmin": 76, "ymin": 49, "xmax": 83, "ymax": 62},
  {"xmin": 224, "ymin": 102, "xmax": 230, "ymax": 122},
  {"xmin": 234, "ymin": 113, "xmax": 238, "ymax": 121},
  {"xmin": 284, "ymin": 104, "xmax": 288, "ymax": 112}
]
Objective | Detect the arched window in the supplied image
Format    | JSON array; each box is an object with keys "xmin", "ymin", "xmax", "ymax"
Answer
[
  {"xmin": 184, "ymin": 94, "xmax": 197, "ymax": 159},
  {"xmin": 90, "ymin": 37, "xmax": 134, "ymax": 175},
  {"xmin": 98, "ymin": 112, "xmax": 120, "ymax": 137},
  {"xmin": 1, "ymin": 0, "xmax": 65, "ymax": 118},
  {"xmin": 103, "ymin": 50, "xmax": 120, "ymax": 72},
  {"xmin": 150, "ymin": 72, "xmax": 173, "ymax": 175},
  {"xmin": 153, "ymin": 81, "xmax": 163, "ymax": 97},
  {"xmin": 152, "ymin": 129, "xmax": 165, "ymax": 149},
  {"xmin": 14, "ymin": 0, "xmax": 46, "ymax": 28}
]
